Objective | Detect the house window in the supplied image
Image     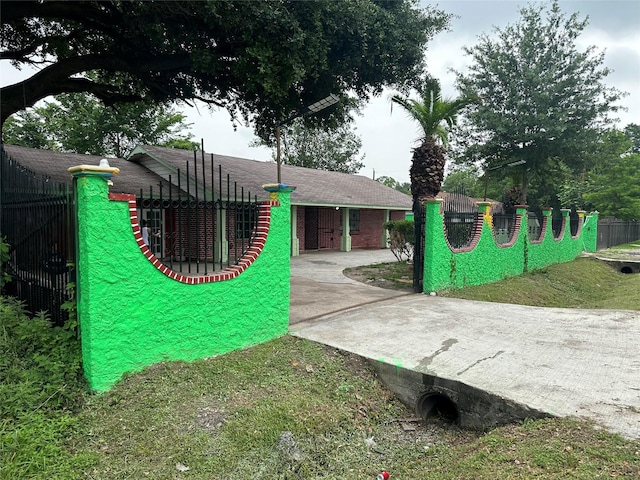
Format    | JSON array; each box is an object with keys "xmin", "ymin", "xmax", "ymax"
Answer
[
  {"xmin": 349, "ymin": 209, "xmax": 360, "ymax": 232},
  {"xmin": 235, "ymin": 205, "xmax": 257, "ymax": 239},
  {"xmin": 144, "ymin": 210, "xmax": 163, "ymax": 256}
]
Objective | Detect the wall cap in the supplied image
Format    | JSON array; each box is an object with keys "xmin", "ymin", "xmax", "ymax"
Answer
[
  {"xmin": 68, "ymin": 164, "xmax": 120, "ymax": 176},
  {"xmin": 262, "ymin": 183, "xmax": 297, "ymax": 193}
]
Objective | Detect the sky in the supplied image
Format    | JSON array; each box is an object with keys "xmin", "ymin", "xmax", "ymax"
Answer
[
  {"xmin": 179, "ymin": 0, "xmax": 640, "ymax": 184},
  {"xmin": 1, "ymin": 1, "xmax": 639, "ymax": 184}
]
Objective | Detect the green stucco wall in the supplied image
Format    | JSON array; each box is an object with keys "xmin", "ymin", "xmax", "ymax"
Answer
[
  {"xmin": 74, "ymin": 172, "xmax": 291, "ymax": 392},
  {"xmin": 423, "ymin": 200, "xmax": 598, "ymax": 293}
]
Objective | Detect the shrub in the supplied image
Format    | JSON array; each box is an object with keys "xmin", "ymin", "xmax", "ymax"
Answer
[
  {"xmin": 0, "ymin": 297, "xmax": 90, "ymax": 478},
  {"xmin": 384, "ymin": 220, "xmax": 415, "ymax": 262}
]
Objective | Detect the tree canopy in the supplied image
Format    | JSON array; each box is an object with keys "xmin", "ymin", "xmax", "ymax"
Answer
[
  {"xmin": 556, "ymin": 128, "xmax": 637, "ymax": 217},
  {"xmin": 454, "ymin": 1, "xmax": 625, "ymax": 203},
  {"xmin": 2, "ymin": 94, "xmax": 195, "ymax": 157},
  {"xmin": 624, "ymin": 124, "xmax": 640, "ymax": 154},
  {"xmin": 1, "ymin": 0, "xmax": 450, "ymax": 139},
  {"xmin": 376, "ymin": 176, "xmax": 411, "ymax": 196},
  {"xmin": 268, "ymin": 120, "xmax": 365, "ymax": 175},
  {"xmin": 584, "ymin": 154, "xmax": 640, "ymax": 220},
  {"xmin": 441, "ymin": 166, "xmax": 483, "ymax": 198}
]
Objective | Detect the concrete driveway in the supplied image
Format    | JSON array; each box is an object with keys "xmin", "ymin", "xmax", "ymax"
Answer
[
  {"xmin": 290, "ymin": 249, "xmax": 412, "ymax": 324},
  {"xmin": 289, "ymin": 250, "xmax": 640, "ymax": 439}
]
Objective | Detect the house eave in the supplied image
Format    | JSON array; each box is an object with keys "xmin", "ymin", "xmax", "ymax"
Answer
[{"xmin": 290, "ymin": 201, "xmax": 411, "ymax": 211}]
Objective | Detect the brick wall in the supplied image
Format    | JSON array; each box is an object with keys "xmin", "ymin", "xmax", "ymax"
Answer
[
  {"xmin": 351, "ymin": 209, "xmax": 384, "ymax": 248},
  {"xmin": 297, "ymin": 206, "xmax": 409, "ymax": 252},
  {"xmin": 296, "ymin": 206, "xmax": 307, "ymax": 252},
  {"xmin": 390, "ymin": 210, "xmax": 407, "ymax": 221}
]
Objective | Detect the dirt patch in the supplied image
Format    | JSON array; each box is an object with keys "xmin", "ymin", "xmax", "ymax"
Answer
[{"xmin": 343, "ymin": 262, "xmax": 414, "ymax": 291}]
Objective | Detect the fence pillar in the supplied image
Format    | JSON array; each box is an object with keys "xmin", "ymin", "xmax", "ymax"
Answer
[
  {"xmin": 582, "ymin": 211, "xmax": 598, "ymax": 252},
  {"xmin": 422, "ymin": 198, "xmax": 446, "ymax": 293},
  {"xmin": 73, "ymin": 170, "xmax": 294, "ymax": 392}
]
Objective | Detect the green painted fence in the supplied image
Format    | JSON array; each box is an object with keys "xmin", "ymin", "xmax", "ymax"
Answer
[
  {"xmin": 71, "ymin": 164, "xmax": 293, "ymax": 392},
  {"xmin": 423, "ymin": 199, "xmax": 598, "ymax": 293}
]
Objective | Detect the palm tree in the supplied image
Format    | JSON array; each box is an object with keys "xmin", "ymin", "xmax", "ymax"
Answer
[{"xmin": 391, "ymin": 78, "xmax": 469, "ymax": 201}]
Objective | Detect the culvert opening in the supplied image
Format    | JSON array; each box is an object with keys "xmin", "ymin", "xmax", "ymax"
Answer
[
  {"xmin": 620, "ymin": 266, "xmax": 634, "ymax": 274},
  {"xmin": 416, "ymin": 393, "xmax": 459, "ymax": 424}
]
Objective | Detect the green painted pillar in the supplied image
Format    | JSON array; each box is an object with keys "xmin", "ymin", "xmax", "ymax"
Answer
[
  {"xmin": 69, "ymin": 162, "xmax": 122, "ymax": 387},
  {"xmin": 560, "ymin": 208, "xmax": 571, "ymax": 240},
  {"xmin": 581, "ymin": 210, "xmax": 599, "ymax": 252},
  {"xmin": 72, "ymin": 169, "xmax": 295, "ymax": 392},
  {"xmin": 422, "ymin": 198, "xmax": 447, "ymax": 293}
]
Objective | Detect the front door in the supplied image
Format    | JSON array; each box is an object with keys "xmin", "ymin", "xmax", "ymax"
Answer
[{"xmin": 305, "ymin": 207, "xmax": 319, "ymax": 250}]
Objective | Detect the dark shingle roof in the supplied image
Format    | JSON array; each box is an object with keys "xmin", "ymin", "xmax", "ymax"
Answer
[
  {"xmin": 2, "ymin": 144, "xmax": 180, "ymax": 197},
  {"xmin": 3, "ymin": 144, "xmax": 412, "ymax": 209},
  {"xmin": 131, "ymin": 145, "xmax": 412, "ymax": 210}
]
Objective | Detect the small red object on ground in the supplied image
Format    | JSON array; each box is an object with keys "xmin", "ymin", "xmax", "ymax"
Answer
[{"xmin": 376, "ymin": 471, "xmax": 390, "ymax": 480}]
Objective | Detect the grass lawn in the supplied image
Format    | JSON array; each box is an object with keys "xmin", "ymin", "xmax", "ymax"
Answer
[
  {"xmin": 438, "ymin": 257, "xmax": 640, "ymax": 310},
  {"xmin": 2, "ymin": 255, "xmax": 640, "ymax": 479},
  {"xmin": 53, "ymin": 337, "xmax": 640, "ymax": 479},
  {"xmin": 345, "ymin": 255, "xmax": 640, "ymax": 310}
]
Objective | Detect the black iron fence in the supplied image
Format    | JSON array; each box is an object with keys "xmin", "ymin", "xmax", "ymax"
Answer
[
  {"xmin": 1, "ymin": 146, "xmax": 263, "ymax": 322},
  {"xmin": 0, "ymin": 145, "xmax": 75, "ymax": 325},
  {"xmin": 137, "ymin": 151, "xmax": 261, "ymax": 275},
  {"xmin": 597, "ymin": 217, "xmax": 640, "ymax": 250},
  {"xmin": 442, "ymin": 189, "xmax": 477, "ymax": 249}
]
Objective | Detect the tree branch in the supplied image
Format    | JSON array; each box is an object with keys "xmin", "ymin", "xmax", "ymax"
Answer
[
  {"xmin": 1, "ymin": 1, "xmax": 118, "ymax": 30},
  {"xmin": 1, "ymin": 53, "xmax": 194, "ymax": 124}
]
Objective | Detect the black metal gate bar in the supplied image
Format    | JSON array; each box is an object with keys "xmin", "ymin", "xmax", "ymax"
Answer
[
  {"xmin": 1, "ymin": 146, "xmax": 76, "ymax": 325},
  {"xmin": 136, "ymin": 155, "xmax": 260, "ymax": 275},
  {"xmin": 413, "ymin": 199, "xmax": 425, "ymax": 293}
]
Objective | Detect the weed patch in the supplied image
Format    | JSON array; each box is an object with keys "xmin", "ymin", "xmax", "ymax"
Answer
[{"xmin": 0, "ymin": 297, "xmax": 94, "ymax": 479}]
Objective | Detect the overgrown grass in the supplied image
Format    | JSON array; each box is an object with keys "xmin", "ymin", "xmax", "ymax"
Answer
[
  {"xmin": 76, "ymin": 336, "xmax": 477, "ymax": 479},
  {"xmin": 439, "ymin": 257, "xmax": 640, "ymax": 309},
  {"xmin": 68, "ymin": 337, "xmax": 640, "ymax": 479},
  {"xmin": 0, "ymin": 297, "xmax": 95, "ymax": 478},
  {"xmin": 3, "ymin": 253, "xmax": 640, "ymax": 478}
]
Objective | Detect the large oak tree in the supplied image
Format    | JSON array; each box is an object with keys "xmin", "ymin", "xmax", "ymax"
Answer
[{"xmin": 1, "ymin": 0, "xmax": 450, "ymax": 139}]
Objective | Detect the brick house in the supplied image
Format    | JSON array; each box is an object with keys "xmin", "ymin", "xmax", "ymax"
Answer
[
  {"xmin": 4, "ymin": 144, "xmax": 411, "ymax": 257},
  {"xmin": 129, "ymin": 145, "xmax": 411, "ymax": 255}
]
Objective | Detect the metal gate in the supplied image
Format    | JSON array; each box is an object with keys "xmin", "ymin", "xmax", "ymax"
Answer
[
  {"xmin": 305, "ymin": 207, "xmax": 338, "ymax": 250},
  {"xmin": 413, "ymin": 199, "xmax": 425, "ymax": 293},
  {"xmin": 305, "ymin": 207, "xmax": 319, "ymax": 250},
  {"xmin": 0, "ymin": 146, "xmax": 76, "ymax": 325}
]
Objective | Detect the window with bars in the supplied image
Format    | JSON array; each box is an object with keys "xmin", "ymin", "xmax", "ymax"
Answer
[
  {"xmin": 349, "ymin": 209, "xmax": 360, "ymax": 232},
  {"xmin": 235, "ymin": 205, "xmax": 258, "ymax": 239}
]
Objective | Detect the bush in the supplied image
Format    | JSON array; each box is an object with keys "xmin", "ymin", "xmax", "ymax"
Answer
[
  {"xmin": 384, "ymin": 220, "xmax": 415, "ymax": 262},
  {"xmin": 0, "ymin": 297, "xmax": 90, "ymax": 478}
]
